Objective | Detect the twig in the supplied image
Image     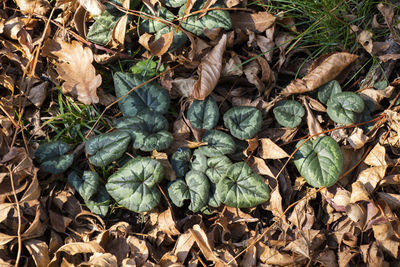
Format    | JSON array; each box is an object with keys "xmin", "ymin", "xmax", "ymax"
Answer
[{"xmin": 8, "ymin": 166, "xmax": 21, "ymax": 267}]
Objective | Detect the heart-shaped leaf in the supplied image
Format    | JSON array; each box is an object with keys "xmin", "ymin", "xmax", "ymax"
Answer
[
  {"xmin": 106, "ymin": 157, "xmax": 164, "ymax": 213},
  {"xmin": 115, "ymin": 111, "xmax": 173, "ymax": 151},
  {"xmin": 217, "ymin": 162, "xmax": 270, "ymax": 208},
  {"xmin": 113, "ymin": 72, "xmax": 170, "ymax": 117},
  {"xmin": 293, "ymin": 136, "xmax": 343, "ymax": 188},
  {"xmin": 68, "ymin": 171, "xmax": 110, "ymax": 216},
  {"xmin": 179, "ymin": 1, "xmax": 231, "ymax": 36},
  {"xmin": 139, "ymin": 5, "xmax": 175, "ymax": 33},
  {"xmin": 187, "ymin": 96, "xmax": 219, "ymax": 130},
  {"xmin": 171, "ymin": 148, "xmax": 192, "ymax": 177},
  {"xmin": 85, "ymin": 131, "xmax": 131, "ymax": 167},
  {"xmin": 223, "ymin": 106, "xmax": 262, "ymax": 140},
  {"xmin": 168, "ymin": 170, "xmax": 210, "ymax": 212},
  {"xmin": 198, "ymin": 130, "xmax": 236, "ymax": 157},
  {"xmin": 205, "ymin": 156, "xmax": 231, "ymax": 183},
  {"xmin": 273, "ymin": 100, "xmax": 305, "ymax": 128},
  {"xmin": 208, "ymin": 183, "xmax": 220, "ymax": 207},
  {"xmin": 327, "ymin": 92, "xmax": 365, "ymax": 124},
  {"xmin": 191, "ymin": 149, "xmax": 208, "ymax": 172},
  {"xmin": 317, "ymin": 80, "xmax": 342, "ymax": 104},
  {"xmin": 68, "ymin": 171, "xmax": 99, "ymax": 200},
  {"xmin": 35, "ymin": 141, "xmax": 73, "ymax": 174}
]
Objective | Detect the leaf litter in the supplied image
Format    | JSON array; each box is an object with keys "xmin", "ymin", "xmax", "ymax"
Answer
[{"xmin": 1, "ymin": 0, "xmax": 400, "ymax": 266}]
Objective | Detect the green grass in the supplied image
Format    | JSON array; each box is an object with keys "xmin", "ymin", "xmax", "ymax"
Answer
[
  {"xmin": 248, "ymin": 0, "xmax": 391, "ymax": 77},
  {"xmin": 41, "ymin": 90, "xmax": 112, "ymax": 145}
]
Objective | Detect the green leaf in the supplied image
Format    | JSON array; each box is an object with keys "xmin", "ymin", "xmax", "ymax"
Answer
[
  {"xmin": 106, "ymin": 157, "xmax": 164, "ymax": 213},
  {"xmin": 35, "ymin": 141, "xmax": 73, "ymax": 174},
  {"xmin": 139, "ymin": 5, "xmax": 175, "ymax": 33},
  {"xmin": 130, "ymin": 59, "xmax": 158, "ymax": 78},
  {"xmin": 191, "ymin": 149, "xmax": 208, "ymax": 172},
  {"xmin": 115, "ymin": 111, "xmax": 173, "ymax": 151},
  {"xmin": 317, "ymin": 80, "xmax": 342, "ymax": 104},
  {"xmin": 68, "ymin": 171, "xmax": 99, "ymax": 200},
  {"xmin": 327, "ymin": 92, "xmax": 365, "ymax": 124},
  {"xmin": 113, "ymin": 72, "xmax": 170, "ymax": 117},
  {"xmin": 171, "ymin": 148, "xmax": 192, "ymax": 177},
  {"xmin": 155, "ymin": 27, "xmax": 187, "ymax": 52},
  {"xmin": 294, "ymin": 136, "xmax": 343, "ymax": 188},
  {"xmin": 68, "ymin": 171, "xmax": 110, "ymax": 216},
  {"xmin": 187, "ymin": 96, "xmax": 219, "ymax": 130},
  {"xmin": 85, "ymin": 186, "xmax": 110, "ymax": 217},
  {"xmin": 273, "ymin": 100, "xmax": 305, "ymax": 128},
  {"xmin": 217, "ymin": 162, "xmax": 270, "ymax": 208},
  {"xmin": 208, "ymin": 183, "xmax": 220, "ymax": 207},
  {"xmin": 205, "ymin": 156, "xmax": 231, "ymax": 183},
  {"xmin": 168, "ymin": 170, "xmax": 210, "ymax": 212},
  {"xmin": 85, "ymin": 131, "xmax": 131, "ymax": 167},
  {"xmin": 87, "ymin": 0, "xmax": 125, "ymax": 45},
  {"xmin": 223, "ymin": 106, "xmax": 262, "ymax": 140},
  {"xmin": 164, "ymin": 0, "xmax": 186, "ymax": 7},
  {"xmin": 179, "ymin": 1, "xmax": 231, "ymax": 36},
  {"xmin": 228, "ymin": 139, "xmax": 247, "ymax": 161},
  {"xmin": 198, "ymin": 130, "xmax": 236, "ymax": 157}
]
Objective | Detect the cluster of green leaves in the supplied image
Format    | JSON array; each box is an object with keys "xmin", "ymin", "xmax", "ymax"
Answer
[
  {"xmin": 87, "ymin": 0, "xmax": 232, "ymax": 51},
  {"xmin": 168, "ymin": 97, "xmax": 269, "ymax": 211}
]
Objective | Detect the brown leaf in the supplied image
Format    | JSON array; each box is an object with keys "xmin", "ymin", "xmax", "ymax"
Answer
[
  {"xmin": 259, "ymin": 138, "xmax": 288, "ymax": 159},
  {"xmin": 48, "ymin": 242, "xmax": 105, "ymax": 267},
  {"xmin": 42, "ymin": 39, "xmax": 101, "ymax": 105},
  {"xmin": 281, "ymin": 52, "xmax": 359, "ymax": 95},
  {"xmin": 248, "ymin": 156, "xmax": 274, "ymax": 177},
  {"xmin": 14, "ymin": 0, "xmax": 50, "ymax": 15},
  {"xmin": 256, "ymin": 28, "xmax": 275, "ymax": 62},
  {"xmin": 364, "ymin": 143, "xmax": 387, "ymax": 166},
  {"xmin": 191, "ymin": 34, "xmax": 227, "ymax": 100},
  {"xmin": 288, "ymin": 198, "xmax": 315, "ymax": 230},
  {"xmin": 350, "ymin": 181, "xmax": 371, "ymax": 203},
  {"xmin": 189, "ymin": 224, "xmax": 225, "ymax": 264},
  {"xmin": 77, "ymin": 0, "xmax": 106, "ymax": 15},
  {"xmin": 347, "ymin": 127, "xmax": 369, "ymax": 150},
  {"xmin": 173, "ymin": 231, "xmax": 195, "ymax": 263},
  {"xmin": 257, "ymin": 242, "xmax": 300, "ymax": 265},
  {"xmin": 243, "ymin": 60, "xmax": 264, "ymax": 93},
  {"xmin": 171, "ymin": 77, "xmax": 197, "ymax": 98},
  {"xmin": 301, "ymin": 96, "xmax": 324, "ymax": 138},
  {"xmin": 126, "ymin": 236, "xmax": 149, "ymax": 265},
  {"xmin": 156, "ymin": 208, "xmax": 180, "ymax": 236},
  {"xmin": 358, "ymin": 30, "xmax": 373, "ymax": 54},
  {"xmin": 24, "ymin": 239, "xmax": 50, "ymax": 267},
  {"xmin": 152, "ymin": 151, "xmax": 176, "ymax": 181},
  {"xmin": 85, "ymin": 253, "xmax": 118, "ymax": 267},
  {"xmin": 360, "ymin": 85, "xmax": 394, "ymax": 109},
  {"xmin": 356, "ymin": 166, "xmax": 386, "ymax": 193},
  {"xmin": 231, "ymin": 11, "xmax": 275, "ymax": 32},
  {"xmin": 139, "ymin": 31, "xmax": 174, "ymax": 56},
  {"xmin": 221, "ymin": 52, "xmax": 243, "ymax": 76},
  {"xmin": 284, "ymin": 229, "xmax": 325, "ymax": 259}
]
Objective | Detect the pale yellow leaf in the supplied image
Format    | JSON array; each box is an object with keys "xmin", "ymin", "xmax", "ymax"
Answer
[{"xmin": 259, "ymin": 138, "xmax": 288, "ymax": 159}]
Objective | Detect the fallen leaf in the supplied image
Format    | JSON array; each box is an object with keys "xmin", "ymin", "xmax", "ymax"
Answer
[
  {"xmin": 301, "ymin": 96, "xmax": 324, "ymax": 138},
  {"xmin": 139, "ymin": 31, "xmax": 174, "ymax": 56},
  {"xmin": 48, "ymin": 242, "xmax": 105, "ymax": 267},
  {"xmin": 348, "ymin": 127, "xmax": 369, "ymax": 150},
  {"xmin": 173, "ymin": 231, "xmax": 195, "ymax": 263},
  {"xmin": 42, "ymin": 39, "xmax": 101, "ymax": 105},
  {"xmin": 189, "ymin": 224, "xmax": 225, "ymax": 264},
  {"xmin": 259, "ymin": 138, "xmax": 288, "ymax": 159},
  {"xmin": 126, "ymin": 236, "xmax": 149, "ymax": 266},
  {"xmin": 248, "ymin": 156, "xmax": 274, "ymax": 177},
  {"xmin": 24, "ymin": 239, "xmax": 51, "ymax": 267},
  {"xmin": 191, "ymin": 34, "xmax": 227, "ymax": 100},
  {"xmin": 231, "ymin": 11, "xmax": 275, "ymax": 32},
  {"xmin": 14, "ymin": 0, "xmax": 51, "ymax": 15},
  {"xmin": 364, "ymin": 143, "xmax": 387, "ymax": 166},
  {"xmin": 356, "ymin": 165, "xmax": 386, "ymax": 193},
  {"xmin": 350, "ymin": 181, "xmax": 371, "ymax": 203},
  {"xmin": 77, "ymin": 0, "xmax": 106, "ymax": 15},
  {"xmin": 85, "ymin": 252, "xmax": 118, "ymax": 267},
  {"xmin": 281, "ymin": 52, "xmax": 359, "ymax": 95},
  {"xmin": 257, "ymin": 242, "xmax": 301, "ymax": 265}
]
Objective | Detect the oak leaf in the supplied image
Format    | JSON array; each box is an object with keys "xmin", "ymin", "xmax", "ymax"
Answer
[{"xmin": 42, "ymin": 39, "xmax": 101, "ymax": 105}]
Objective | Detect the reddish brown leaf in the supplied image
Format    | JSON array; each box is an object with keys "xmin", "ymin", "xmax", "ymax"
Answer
[
  {"xmin": 191, "ymin": 34, "xmax": 227, "ymax": 100},
  {"xmin": 231, "ymin": 11, "xmax": 275, "ymax": 32}
]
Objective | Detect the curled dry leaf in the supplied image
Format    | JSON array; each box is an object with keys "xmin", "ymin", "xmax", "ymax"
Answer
[
  {"xmin": 281, "ymin": 52, "xmax": 359, "ymax": 95},
  {"xmin": 189, "ymin": 224, "xmax": 225, "ymax": 264},
  {"xmin": 191, "ymin": 34, "xmax": 227, "ymax": 100},
  {"xmin": 348, "ymin": 127, "xmax": 369, "ymax": 150},
  {"xmin": 301, "ymin": 96, "xmax": 324, "ymax": 138},
  {"xmin": 231, "ymin": 11, "xmax": 275, "ymax": 32},
  {"xmin": 77, "ymin": 0, "xmax": 106, "ymax": 16},
  {"xmin": 139, "ymin": 31, "xmax": 174, "ymax": 56},
  {"xmin": 364, "ymin": 143, "xmax": 387, "ymax": 167},
  {"xmin": 42, "ymin": 39, "xmax": 101, "ymax": 105},
  {"xmin": 14, "ymin": 0, "xmax": 51, "ymax": 16}
]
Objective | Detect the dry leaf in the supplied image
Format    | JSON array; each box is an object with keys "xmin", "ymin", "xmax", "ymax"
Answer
[
  {"xmin": 360, "ymin": 86, "xmax": 394, "ymax": 109},
  {"xmin": 172, "ymin": 77, "xmax": 196, "ymax": 98},
  {"xmin": 281, "ymin": 52, "xmax": 359, "ymax": 95},
  {"xmin": 189, "ymin": 224, "xmax": 225, "ymax": 264},
  {"xmin": 231, "ymin": 11, "xmax": 275, "ymax": 32},
  {"xmin": 248, "ymin": 156, "xmax": 274, "ymax": 177},
  {"xmin": 257, "ymin": 242, "xmax": 300, "ymax": 265},
  {"xmin": 350, "ymin": 181, "xmax": 371, "ymax": 203},
  {"xmin": 24, "ymin": 239, "xmax": 50, "ymax": 267},
  {"xmin": 364, "ymin": 143, "xmax": 387, "ymax": 166},
  {"xmin": 302, "ymin": 96, "xmax": 324, "ymax": 138},
  {"xmin": 259, "ymin": 138, "xmax": 288, "ymax": 159},
  {"xmin": 42, "ymin": 39, "xmax": 101, "ymax": 105},
  {"xmin": 356, "ymin": 166, "xmax": 386, "ymax": 193},
  {"xmin": 85, "ymin": 253, "xmax": 118, "ymax": 267},
  {"xmin": 256, "ymin": 27, "xmax": 275, "ymax": 62},
  {"xmin": 358, "ymin": 30, "xmax": 373, "ymax": 54},
  {"xmin": 173, "ymin": 231, "xmax": 195, "ymax": 263},
  {"xmin": 191, "ymin": 34, "xmax": 227, "ymax": 100},
  {"xmin": 139, "ymin": 31, "xmax": 174, "ymax": 56},
  {"xmin": 348, "ymin": 127, "xmax": 369, "ymax": 150},
  {"xmin": 14, "ymin": 0, "xmax": 51, "ymax": 16},
  {"xmin": 77, "ymin": 0, "xmax": 106, "ymax": 15}
]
